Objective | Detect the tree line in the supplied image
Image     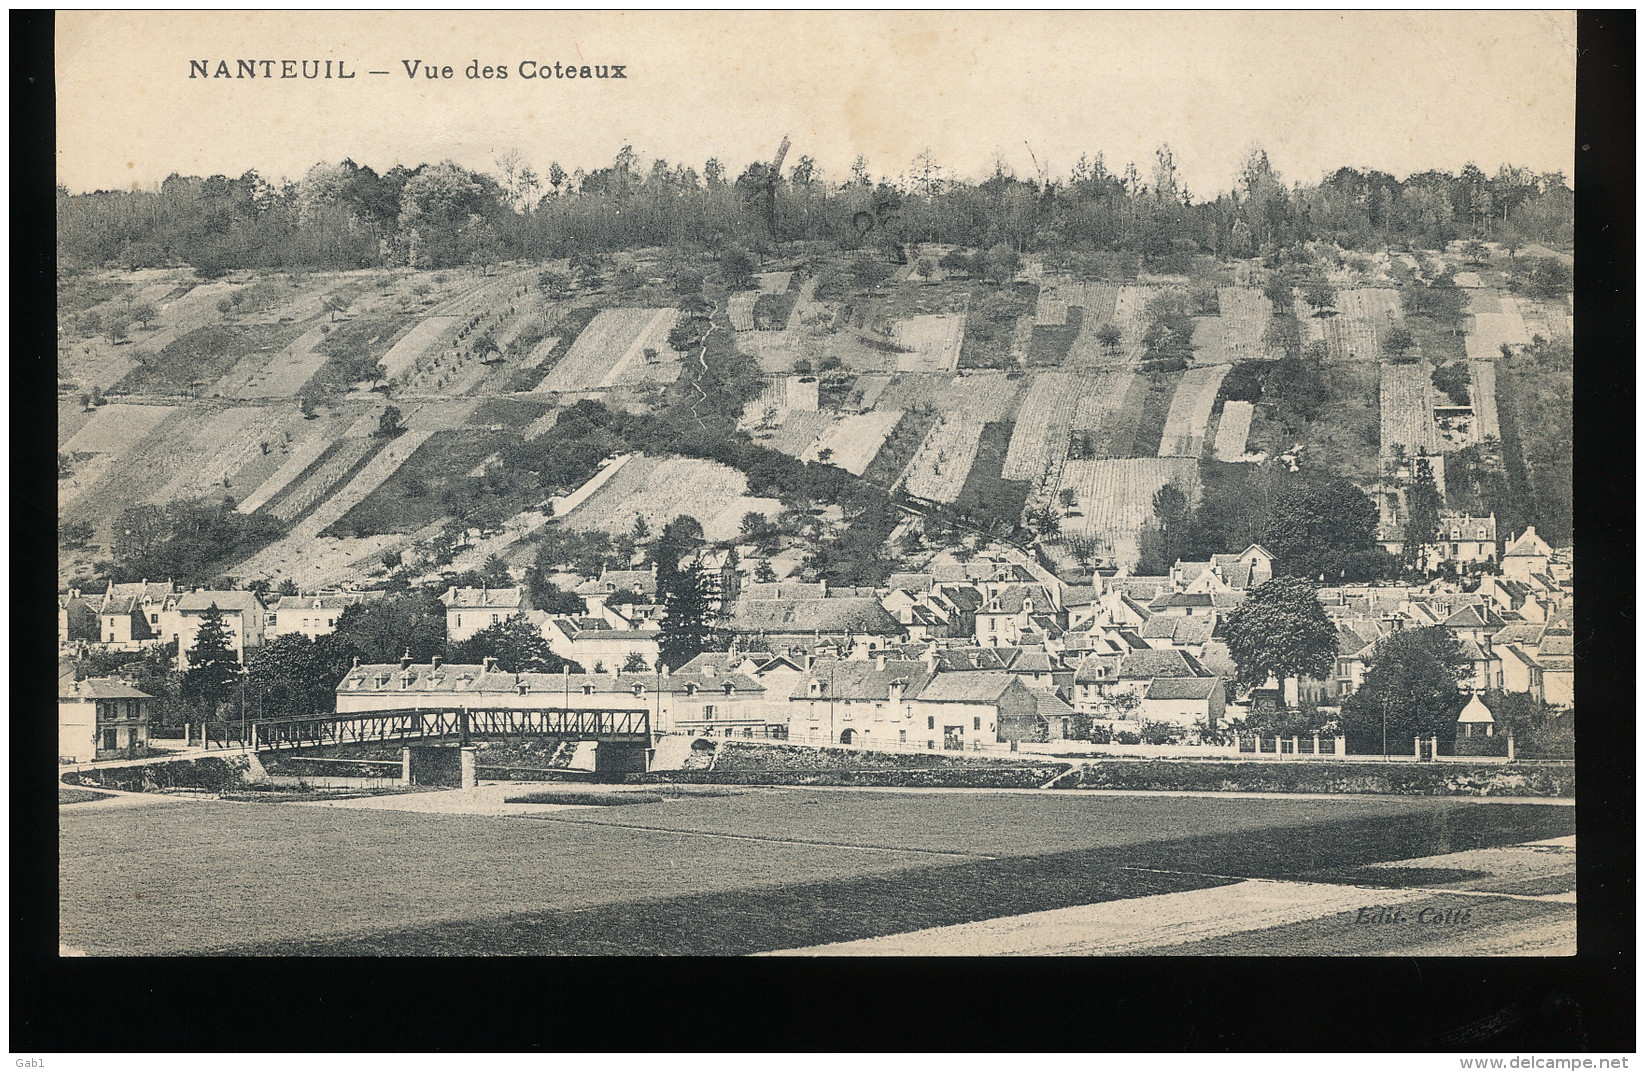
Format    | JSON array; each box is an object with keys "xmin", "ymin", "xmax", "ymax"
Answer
[{"xmin": 58, "ymin": 146, "xmax": 1572, "ymax": 276}]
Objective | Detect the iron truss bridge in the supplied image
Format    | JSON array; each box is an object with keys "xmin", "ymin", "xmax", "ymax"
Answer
[{"xmin": 242, "ymin": 707, "xmax": 652, "ymax": 753}]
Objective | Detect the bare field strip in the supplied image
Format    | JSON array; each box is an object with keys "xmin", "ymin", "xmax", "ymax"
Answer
[
  {"xmin": 1058, "ymin": 457, "xmax": 1199, "ymax": 570},
  {"xmin": 232, "ymin": 431, "xmax": 435, "ymax": 583},
  {"xmin": 756, "ymin": 272, "xmax": 793, "ymax": 295},
  {"xmin": 1158, "ymin": 364, "xmax": 1231, "ymax": 457},
  {"xmin": 1379, "ymin": 364, "xmax": 1441, "ymax": 456},
  {"xmin": 891, "ymin": 315, "xmax": 966, "ymax": 373},
  {"xmin": 901, "ymin": 416, "xmax": 988, "ymax": 503},
  {"xmin": 60, "ymin": 404, "xmax": 176, "ymax": 455},
  {"xmin": 1469, "ymin": 363, "xmax": 1501, "ymax": 440},
  {"xmin": 1001, "ymin": 373, "xmax": 1082, "ymax": 481},
  {"xmin": 236, "ymin": 435, "xmax": 334, "ymax": 514},
  {"xmin": 1338, "ymin": 288, "xmax": 1403, "ymax": 322},
  {"xmin": 853, "ymin": 374, "xmax": 892, "ymax": 411},
  {"xmin": 234, "ymin": 326, "xmax": 333, "ymax": 398},
  {"xmin": 1072, "ymin": 372, "xmax": 1138, "ymax": 433},
  {"xmin": 379, "ymin": 317, "xmax": 459, "ymax": 382},
  {"xmin": 1465, "ymin": 310, "xmax": 1531, "ymax": 361},
  {"xmin": 598, "ymin": 308, "xmax": 680, "ymax": 387},
  {"xmin": 554, "ymin": 453, "xmax": 663, "ymax": 525},
  {"xmin": 762, "ymin": 411, "xmax": 834, "ymax": 456},
  {"xmin": 728, "ymin": 292, "xmax": 758, "ymax": 332},
  {"xmin": 151, "ymin": 407, "xmax": 293, "ymax": 502},
  {"xmin": 1213, "ymin": 400, "xmax": 1256, "ymax": 461},
  {"xmin": 1191, "ymin": 318, "xmax": 1229, "ymax": 365},
  {"xmin": 1216, "ymin": 287, "xmax": 1272, "ymax": 358},
  {"xmin": 562, "ymin": 456, "xmax": 776, "ymax": 542},
  {"xmin": 803, "ymin": 410, "xmax": 906, "ymax": 475},
  {"xmin": 58, "ymin": 339, "xmax": 141, "ymax": 394},
  {"xmin": 933, "ymin": 371, "xmax": 1024, "ymax": 423},
  {"xmin": 536, "ymin": 308, "xmax": 674, "ymax": 392},
  {"xmin": 265, "ymin": 437, "xmax": 380, "ymax": 523},
  {"xmin": 876, "ymin": 373, "xmax": 952, "ymax": 411}
]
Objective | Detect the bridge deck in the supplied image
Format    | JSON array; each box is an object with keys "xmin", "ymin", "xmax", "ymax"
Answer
[{"xmin": 246, "ymin": 707, "xmax": 652, "ymax": 752}]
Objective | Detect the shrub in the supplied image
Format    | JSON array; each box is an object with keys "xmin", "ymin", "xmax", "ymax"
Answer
[{"xmin": 1114, "ymin": 731, "xmax": 1142, "ymax": 745}]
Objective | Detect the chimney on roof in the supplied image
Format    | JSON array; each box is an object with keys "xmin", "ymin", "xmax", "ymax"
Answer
[
  {"xmin": 803, "ymin": 653, "xmax": 815, "ymax": 671},
  {"xmin": 702, "ymin": 662, "xmax": 716, "ymax": 677},
  {"xmin": 922, "ymin": 648, "xmax": 938, "ymax": 673},
  {"xmin": 351, "ymin": 655, "xmax": 360, "ymax": 668},
  {"xmin": 431, "ymin": 655, "xmax": 443, "ymax": 670},
  {"xmin": 875, "ymin": 653, "xmax": 886, "ymax": 671},
  {"xmin": 483, "ymin": 656, "xmax": 497, "ymax": 673},
  {"xmin": 400, "ymin": 649, "xmax": 412, "ymax": 671}
]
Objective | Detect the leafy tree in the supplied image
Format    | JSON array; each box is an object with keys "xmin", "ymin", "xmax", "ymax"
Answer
[
  {"xmin": 1095, "ymin": 322, "xmax": 1123, "ymax": 352},
  {"xmin": 377, "ymin": 405, "xmax": 404, "ymax": 438},
  {"xmin": 719, "ymin": 246, "xmax": 756, "ymax": 289},
  {"xmin": 1402, "ymin": 456, "xmax": 1443, "ymax": 572},
  {"xmin": 1152, "ymin": 483, "xmax": 1191, "ymax": 563},
  {"xmin": 982, "ymin": 243, "xmax": 1021, "ymax": 284},
  {"xmin": 657, "ymin": 567, "xmax": 713, "ymax": 669},
  {"xmin": 181, "ymin": 604, "xmax": 240, "ymax": 713},
  {"xmin": 1222, "ymin": 577, "xmax": 1337, "ymax": 690},
  {"xmin": 245, "ymin": 633, "xmax": 357, "ymax": 716},
  {"xmin": 334, "ymin": 589, "xmax": 447, "ymax": 663},
  {"xmin": 1340, "ymin": 627, "xmax": 1467, "ymax": 752},
  {"xmin": 620, "ymin": 652, "xmax": 651, "ymax": 673},
  {"xmin": 128, "ymin": 300, "xmax": 158, "ymax": 328},
  {"xmin": 1382, "ymin": 324, "xmax": 1416, "ymax": 361},
  {"xmin": 447, "ymin": 615, "xmax": 567, "ymax": 673},
  {"xmin": 1260, "ymin": 475, "xmax": 1383, "ymax": 581},
  {"xmin": 1300, "ymin": 277, "xmax": 1337, "ymax": 315},
  {"xmin": 276, "ymin": 578, "xmax": 299, "ymax": 596},
  {"xmin": 60, "ymin": 518, "xmax": 95, "ymax": 546},
  {"xmin": 1520, "ymin": 257, "xmax": 1572, "ymax": 301}
]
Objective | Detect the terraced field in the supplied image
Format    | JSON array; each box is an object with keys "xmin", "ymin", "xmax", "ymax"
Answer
[
  {"xmin": 875, "ymin": 373, "xmax": 952, "ymax": 411},
  {"xmin": 1380, "ymin": 364, "xmax": 1442, "ymax": 456},
  {"xmin": 728, "ymin": 291, "xmax": 758, "ymax": 332},
  {"xmin": 537, "ymin": 308, "xmax": 679, "ymax": 391},
  {"xmin": 236, "ymin": 434, "xmax": 335, "ymax": 515},
  {"xmin": 60, "ymin": 403, "xmax": 176, "ymax": 455},
  {"xmin": 1001, "ymin": 372, "xmax": 1083, "ymax": 481},
  {"xmin": 1212, "ymin": 400, "xmax": 1256, "ymax": 461},
  {"xmin": 802, "ymin": 410, "xmax": 906, "ymax": 475},
  {"xmin": 1057, "ymin": 457, "xmax": 1201, "ymax": 570},
  {"xmin": 761, "ymin": 411, "xmax": 834, "ymax": 456},
  {"xmin": 1158, "ymin": 365, "xmax": 1232, "ymax": 457},
  {"xmin": 931, "ymin": 372, "xmax": 1024, "ymax": 422},
  {"xmin": 1216, "ymin": 287, "xmax": 1272, "ymax": 359},
  {"xmin": 900, "ymin": 414, "xmax": 988, "ymax": 503},
  {"xmin": 561, "ymin": 455, "xmax": 779, "ymax": 543},
  {"xmin": 151, "ymin": 406, "xmax": 301, "ymax": 502},
  {"xmin": 1465, "ymin": 305, "xmax": 1532, "ymax": 361},
  {"xmin": 1469, "ymin": 363, "xmax": 1501, "ymax": 441},
  {"xmin": 379, "ymin": 317, "xmax": 460, "ymax": 382},
  {"xmin": 891, "ymin": 315, "xmax": 966, "ymax": 373}
]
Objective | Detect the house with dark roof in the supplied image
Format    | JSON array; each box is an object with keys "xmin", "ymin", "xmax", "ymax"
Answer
[
  {"xmin": 97, "ymin": 580, "xmax": 176, "ymax": 648},
  {"xmin": 1140, "ymin": 676, "xmax": 1226, "ymax": 727},
  {"xmin": 541, "ymin": 613, "xmax": 660, "ymax": 673},
  {"xmin": 1499, "ymin": 644, "xmax": 1545, "ymax": 700},
  {"xmin": 1030, "ymin": 688, "xmax": 1077, "ymax": 740},
  {"xmin": 725, "ymin": 595, "xmax": 905, "ymax": 654},
  {"xmin": 974, "ymin": 584, "xmax": 1058, "ymax": 647},
  {"xmin": 59, "ymin": 675, "xmax": 153, "ymax": 761},
  {"xmin": 1138, "ymin": 614, "xmax": 1216, "ymax": 655},
  {"xmin": 441, "ymin": 586, "xmax": 532, "ymax": 643},
  {"xmin": 914, "ymin": 672, "xmax": 1042, "ymax": 746},
  {"xmin": 575, "ymin": 568, "xmax": 659, "ymax": 617},
  {"xmin": 786, "ymin": 656, "xmax": 934, "ymax": 746}
]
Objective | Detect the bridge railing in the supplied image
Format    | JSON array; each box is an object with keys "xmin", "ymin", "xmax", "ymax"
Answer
[{"xmin": 247, "ymin": 707, "xmax": 652, "ymax": 752}]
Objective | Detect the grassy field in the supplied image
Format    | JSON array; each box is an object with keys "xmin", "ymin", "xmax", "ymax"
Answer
[
  {"xmin": 115, "ymin": 323, "xmax": 300, "ymax": 393},
  {"xmin": 58, "ymin": 791, "xmax": 1571, "ymax": 955}
]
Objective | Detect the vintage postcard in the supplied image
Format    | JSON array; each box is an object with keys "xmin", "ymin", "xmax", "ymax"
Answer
[{"xmin": 55, "ymin": 10, "xmax": 1576, "ymax": 959}]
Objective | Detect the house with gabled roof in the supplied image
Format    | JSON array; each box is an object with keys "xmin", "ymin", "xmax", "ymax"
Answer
[
  {"xmin": 974, "ymin": 584, "xmax": 1058, "ymax": 648},
  {"xmin": 1141, "ymin": 676, "xmax": 1226, "ymax": 727},
  {"xmin": 1441, "ymin": 604, "xmax": 1500, "ymax": 647},
  {"xmin": 1499, "ymin": 644, "xmax": 1545, "ymax": 700},
  {"xmin": 1502, "ymin": 526, "xmax": 1555, "ymax": 583},
  {"xmin": 267, "ymin": 590, "xmax": 380, "ymax": 641},
  {"xmin": 442, "ymin": 586, "xmax": 532, "ymax": 643},
  {"xmin": 97, "ymin": 580, "xmax": 176, "ymax": 648},
  {"xmin": 59, "ymin": 588, "xmax": 98, "ymax": 644},
  {"xmin": 575, "ymin": 567, "xmax": 659, "ymax": 617},
  {"xmin": 914, "ymin": 671, "xmax": 1041, "ymax": 747},
  {"xmin": 1138, "ymin": 614, "xmax": 1216, "ymax": 656},
  {"xmin": 725, "ymin": 594, "xmax": 905, "ymax": 656},
  {"xmin": 59, "ymin": 674, "xmax": 153, "ymax": 761}
]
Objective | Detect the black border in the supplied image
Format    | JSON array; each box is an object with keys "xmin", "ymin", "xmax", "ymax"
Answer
[{"xmin": 13, "ymin": 8, "xmax": 1633, "ymax": 1053}]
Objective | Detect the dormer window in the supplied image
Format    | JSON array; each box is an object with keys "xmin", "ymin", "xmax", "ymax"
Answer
[
  {"xmin": 685, "ymin": 683, "xmax": 698, "ymax": 697},
  {"xmin": 723, "ymin": 682, "xmax": 734, "ymax": 696},
  {"xmin": 632, "ymin": 684, "xmax": 645, "ymax": 698}
]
